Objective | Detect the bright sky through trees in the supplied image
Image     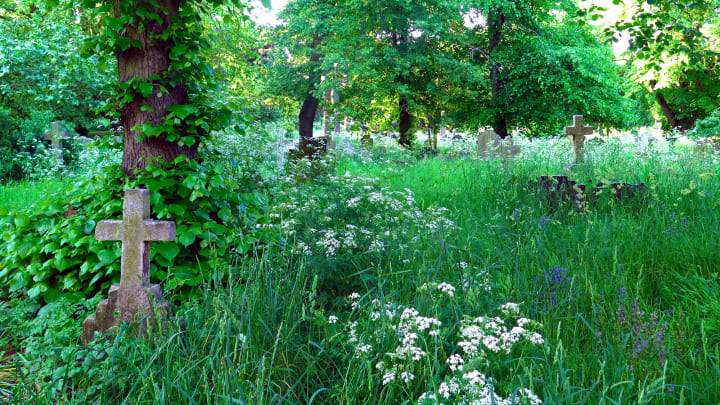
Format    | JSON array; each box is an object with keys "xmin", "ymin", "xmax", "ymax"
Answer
[{"xmin": 248, "ymin": 0, "xmax": 288, "ymax": 26}]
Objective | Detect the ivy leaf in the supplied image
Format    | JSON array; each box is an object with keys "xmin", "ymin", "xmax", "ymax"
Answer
[{"xmin": 14, "ymin": 213, "xmax": 30, "ymax": 228}]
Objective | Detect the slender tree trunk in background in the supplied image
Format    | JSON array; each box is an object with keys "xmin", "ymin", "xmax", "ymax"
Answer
[
  {"xmin": 116, "ymin": 0, "xmax": 197, "ymax": 176},
  {"xmin": 650, "ymin": 80, "xmax": 696, "ymax": 131},
  {"xmin": 297, "ymin": 35, "xmax": 324, "ymax": 144},
  {"xmin": 655, "ymin": 91, "xmax": 695, "ymax": 131},
  {"xmin": 398, "ymin": 95, "xmax": 411, "ymax": 148},
  {"xmin": 332, "ymin": 89, "xmax": 341, "ymax": 134},
  {"xmin": 322, "ymin": 105, "xmax": 330, "ymax": 136},
  {"xmin": 488, "ymin": 8, "xmax": 509, "ymax": 138},
  {"xmin": 298, "ymin": 90, "xmax": 320, "ymax": 140}
]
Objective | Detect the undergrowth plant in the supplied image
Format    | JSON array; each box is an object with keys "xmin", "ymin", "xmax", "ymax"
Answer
[{"xmin": 0, "ymin": 154, "xmax": 275, "ymax": 304}]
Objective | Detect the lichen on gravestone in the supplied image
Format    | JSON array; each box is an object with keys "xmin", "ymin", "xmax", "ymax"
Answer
[{"xmin": 82, "ymin": 188, "xmax": 176, "ymax": 345}]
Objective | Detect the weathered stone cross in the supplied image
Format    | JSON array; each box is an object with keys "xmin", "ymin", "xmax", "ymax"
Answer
[
  {"xmin": 43, "ymin": 121, "xmax": 69, "ymax": 162},
  {"xmin": 82, "ymin": 189, "xmax": 176, "ymax": 345},
  {"xmin": 564, "ymin": 115, "xmax": 594, "ymax": 163}
]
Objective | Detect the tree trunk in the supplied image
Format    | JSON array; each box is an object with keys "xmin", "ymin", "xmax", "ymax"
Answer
[
  {"xmin": 655, "ymin": 91, "xmax": 695, "ymax": 131},
  {"xmin": 116, "ymin": 0, "xmax": 197, "ymax": 176},
  {"xmin": 298, "ymin": 90, "xmax": 320, "ymax": 140},
  {"xmin": 398, "ymin": 95, "xmax": 411, "ymax": 148},
  {"xmin": 488, "ymin": 9, "xmax": 509, "ymax": 138},
  {"xmin": 332, "ymin": 89, "xmax": 341, "ymax": 134}
]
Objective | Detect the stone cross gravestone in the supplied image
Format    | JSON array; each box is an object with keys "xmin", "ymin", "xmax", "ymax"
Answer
[
  {"xmin": 564, "ymin": 115, "xmax": 594, "ymax": 163},
  {"xmin": 43, "ymin": 121, "xmax": 69, "ymax": 163},
  {"xmin": 82, "ymin": 189, "xmax": 176, "ymax": 345}
]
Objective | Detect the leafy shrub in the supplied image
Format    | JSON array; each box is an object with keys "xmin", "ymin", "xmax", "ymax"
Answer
[
  {"xmin": 0, "ymin": 155, "xmax": 275, "ymax": 303},
  {"xmin": 689, "ymin": 109, "xmax": 720, "ymax": 139}
]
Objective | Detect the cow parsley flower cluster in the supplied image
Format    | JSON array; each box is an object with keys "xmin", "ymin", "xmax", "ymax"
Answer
[
  {"xmin": 417, "ymin": 302, "xmax": 545, "ymax": 405},
  {"xmin": 263, "ymin": 173, "xmax": 456, "ymax": 259},
  {"xmin": 341, "ymin": 294, "xmax": 544, "ymax": 404}
]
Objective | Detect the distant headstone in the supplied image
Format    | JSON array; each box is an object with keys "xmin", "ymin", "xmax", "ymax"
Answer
[
  {"xmin": 564, "ymin": 115, "xmax": 594, "ymax": 163},
  {"xmin": 82, "ymin": 189, "xmax": 176, "ymax": 345},
  {"xmin": 43, "ymin": 121, "xmax": 69, "ymax": 163},
  {"xmin": 361, "ymin": 133, "xmax": 373, "ymax": 147},
  {"xmin": 300, "ymin": 136, "xmax": 328, "ymax": 158},
  {"xmin": 477, "ymin": 129, "xmax": 500, "ymax": 156},
  {"xmin": 477, "ymin": 130, "xmax": 520, "ymax": 158},
  {"xmin": 337, "ymin": 139, "xmax": 355, "ymax": 154}
]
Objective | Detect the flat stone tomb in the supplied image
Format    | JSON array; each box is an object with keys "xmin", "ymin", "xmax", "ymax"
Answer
[
  {"xmin": 564, "ymin": 115, "xmax": 594, "ymax": 163},
  {"xmin": 82, "ymin": 189, "xmax": 176, "ymax": 345}
]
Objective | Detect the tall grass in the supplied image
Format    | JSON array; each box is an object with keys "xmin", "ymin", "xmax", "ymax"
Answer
[
  {"xmin": 4, "ymin": 136, "xmax": 720, "ymax": 403},
  {"xmin": 0, "ymin": 177, "xmax": 74, "ymax": 211}
]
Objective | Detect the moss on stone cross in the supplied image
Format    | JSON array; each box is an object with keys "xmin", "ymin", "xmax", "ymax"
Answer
[{"xmin": 82, "ymin": 189, "xmax": 176, "ymax": 345}]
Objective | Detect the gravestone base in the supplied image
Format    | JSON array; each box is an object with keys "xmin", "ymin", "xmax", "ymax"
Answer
[
  {"xmin": 299, "ymin": 137, "xmax": 328, "ymax": 159},
  {"xmin": 81, "ymin": 283, "xmax": 170, "ymax": 346},
  {"xmin": 360, "ymin": 134, "xmax": 373, "ymax": 147},
  {"xmin": 529, "ymin": 175, "xmax": 647, "ymax": 214}
]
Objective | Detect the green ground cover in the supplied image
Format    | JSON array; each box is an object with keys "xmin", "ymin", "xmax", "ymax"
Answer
[
  {"xmin": 1, "ymin": 136, "xmax": 720, "ymax": 404},
  {"xmin": 0, "ymin": 177, "xmax": 73, "ymax": 211}
]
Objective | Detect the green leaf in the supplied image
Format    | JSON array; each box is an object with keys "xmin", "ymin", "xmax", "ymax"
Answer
[
  {"xmin": 178, "ymin": 231, "xmax": 196, "ymax": 247},
  {"xmin": 14, "ymin": 213, "xmax": 30, "ymax": 228},
  {"xmin": 45, "ymin": 0, "xmax": 60, "ymax": 10},
  {"xmin": 156, "ymin": 242, "xmax": 180, "ymax": 262},
  {"xmin": 168, "ymin": 104, "xmax": 196, "ymax": 120}
]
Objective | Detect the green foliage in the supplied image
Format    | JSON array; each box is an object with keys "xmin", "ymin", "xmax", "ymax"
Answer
[
  {"xmin": 610, "ymin": 0, "xmax": 720, "ymax": 130},
  {"xmin": 0, "ymin": 3, "xmax": 113, "ymax": 127},
  {"xmin": 0, "ymin": 155, "xmax": 273, "ymax": 303},
  {"xmin": 689, "ymin": 109, "xmax": 720, "ymax": 139},
  {"xmin": 0, "ymin": 3, "xmax": 114, "ymax": 181}
]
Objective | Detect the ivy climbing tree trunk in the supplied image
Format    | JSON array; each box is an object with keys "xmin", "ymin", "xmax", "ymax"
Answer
[{"xmin": 115, "ymin": 0, "xmax": 198, "ymax": 176}]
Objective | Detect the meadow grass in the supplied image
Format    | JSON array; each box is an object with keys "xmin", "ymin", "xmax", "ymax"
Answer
[
  {"xmin": 4, "ymin": 136, "xmax": 720, "ymax": 404},
  {"xmin": 0, "ymin": 176, "xmax": 74, "ymax": 211}
]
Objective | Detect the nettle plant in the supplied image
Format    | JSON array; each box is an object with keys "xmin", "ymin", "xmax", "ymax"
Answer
[{"xmin": 325, "ymin": 291, "xmax": 545, "ymax": 404}]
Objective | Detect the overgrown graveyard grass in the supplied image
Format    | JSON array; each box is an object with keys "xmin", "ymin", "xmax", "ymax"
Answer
[
  {"xmin": 4, "ymin": 136, "xmax": 720, "ymax": 404},
  {"xmin": 0, "ymin": 176, "xmax": 74, "ymax": 211}
]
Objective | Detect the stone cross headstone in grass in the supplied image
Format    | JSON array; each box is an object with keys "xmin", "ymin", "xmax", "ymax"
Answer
[
  {"xmin": 564, "ymin": 115, "xmax": 594, "ymax": 163},
  {"xmin": 43, "ymin": 121, "xmax": 69, "ymax": 163},
  {"xmin": 82, "ymin": 189, "xmax": 176, "ymax": 345}
]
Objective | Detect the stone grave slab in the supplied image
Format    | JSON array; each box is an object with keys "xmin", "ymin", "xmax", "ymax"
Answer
[
  {"xmin": 476, "ymin": 130, "xmax": 520, "ymax": 158},
  {"xmin": 529, "ymin": 175, "xmax": 647, "ymax": 213}
]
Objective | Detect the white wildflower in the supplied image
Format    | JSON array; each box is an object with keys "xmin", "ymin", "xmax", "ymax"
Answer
[
  {"xmin": 437, "ymin": 282, "xmax": 456, "ymax": 297},
  {"xmin": 382, "ymin": 371, "xmax": 396, "ymax": 385},
  {"xmin": 400, "ymin": 371, "xmax": 415, "ymax": 383}
]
